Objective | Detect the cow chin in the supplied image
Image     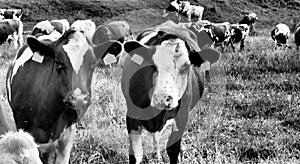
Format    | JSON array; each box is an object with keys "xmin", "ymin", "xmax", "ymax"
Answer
[{"xmin": 150, "ymin": 93, "xmax": 180, "ymax": 111}]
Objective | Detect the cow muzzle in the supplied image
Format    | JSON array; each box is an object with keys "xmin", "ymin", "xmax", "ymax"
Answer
[
  {"xmin": 150, "ymin": 91, "xmax": 178, "ymax": 110},
  {"xmin": 64, "ymin": 88, "xmax": 90, "ymax": 107}
]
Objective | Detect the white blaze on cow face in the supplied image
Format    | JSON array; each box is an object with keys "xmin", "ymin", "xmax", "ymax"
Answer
[
  {"xmin": 151, "ymin": 38, "xmax": 190, "ymax": 110},
  {"xmin": 33, "ymin": 20, "xmax": 55, "ymax": 35},
  {"xmin": 62, "ymin": 31, "xmax": 89, "ymax": 74}
]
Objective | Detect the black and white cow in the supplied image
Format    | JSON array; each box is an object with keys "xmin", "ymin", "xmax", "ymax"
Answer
[
  {"xmin": 0, "ymin": 19, "xmax": 23, "ymax": 49},
  {"xmin": 271, "ymin": 23, "xmax": 291, "ymax": 49},
  {"xmin": 0, "ymin": 9, "xmax": 22, "ymax": 20},
  {"xmin": 121, "ymin": 21, "xmax": 220, "ymax": 163},
  {"xmin": 6, "ymin": 29, "xmax": 122, "ymax": 163},
  {"xmin": 239, "ymin": 13, "xmax": 258, "ymax": 35},
  {"xmin": 227, "ymin": 23, "xmax": 250, "ymax": 52}
]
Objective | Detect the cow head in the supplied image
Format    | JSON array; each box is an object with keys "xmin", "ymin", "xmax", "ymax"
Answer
[
  {"xmin": 26, "ymin": 29, "xmax": 122, "ymax": 118},
  {"xmin": 124, "ymin": 33, "xmax": 219, "ymax": 110}
]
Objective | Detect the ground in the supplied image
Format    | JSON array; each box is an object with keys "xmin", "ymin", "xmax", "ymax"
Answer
[{"xmin": 0, "ymin": 0, "xmax": 300, "ymax": 163}]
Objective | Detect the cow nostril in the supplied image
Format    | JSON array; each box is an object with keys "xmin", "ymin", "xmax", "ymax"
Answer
[{"xmin": 166, "ymin": 95, "xmax": 173, "ymax": 102}]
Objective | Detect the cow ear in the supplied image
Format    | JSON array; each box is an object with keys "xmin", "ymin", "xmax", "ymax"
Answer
[
  {"xmin": 195, "ymin": 30, "xmax": 214, "ymax": 49},
  {"xmin": 27, "ymin": 36, "xmax": 52, "ymax": 56},
  {"xmin": 123, "ymin": 41, "xmax": 155, "ymax": 62},
  {"xmin": 190, "ymin": 48, "xmax": 221, "ymax": 67},
  {"xmin": 94, "ymin": 40, "xmax": 123, "ymax": 59}
]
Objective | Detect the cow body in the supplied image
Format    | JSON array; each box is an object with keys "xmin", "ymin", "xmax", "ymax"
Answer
[
  {"xmin": 0, "ymin": 9, "xmax": 22, "ymax": 20},
  {"xmin": 228, "ymin": 24, "xmax": 249, "ymax": 52},
  {"xmin": 121, "ymin": 21, "xmax": 220, "ymax": 163},
  {"xmin": 164, "ymin": 1, "xmax": 204, "ymax": 22},
  {"xmin": 271, "ymin": 23, "xmax": 291, "ymax": 49},
  {"xmin": 0, "ymin": 19, "xmax": 23, "ymax": 49},
  {"xmin": 202, "ymin": 22, "xmax": 232, "ymax": 52},
  {"xmin": 92, "ymin": 21, "xmax": 133, "ymax": 45},
  {"xmin": 6, "ymin": 29, "xmax": 122, "ymax": 163}
]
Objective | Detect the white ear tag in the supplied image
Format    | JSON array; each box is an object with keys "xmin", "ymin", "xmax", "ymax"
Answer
[
  {"xmin": 103, "ymin": 53, "xmax": 117, "ymax": 65},
  {"xmin": 131, "ymin": 54, "xmax": 144, "ymax": 65},
  {"xmin": 32, "ymin": 52, "xmax": 44, "ymax": 63},
  {"xmin": 200, "ymin": 61, "xmax": 210, "ymax": 72}
]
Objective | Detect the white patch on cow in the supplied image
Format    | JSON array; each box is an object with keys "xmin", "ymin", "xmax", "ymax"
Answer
[
  {"xmin": 139, "ymin": 30, "xmax": 158, "ymax": 44},
  {"xmin": 37, "ymin": 30, "xmax": 62, "ymax": 41},
  {"xmin": 32, "ymin": 52, "xmax": 44, "ymax": 63},
  {"xmin": 151, "ymin": 38, "xmax": 190, "ymax": 110},
  {"xmin": 131, "ymin": 54, "xmax": 144, "ymax": 65},
  {"xmin": 33, "ymin": 20, "xmax": 54, "ymax": 34},
  {"xmin": 103, "ymin": 53, "xmax": 117, "ymax": 65},
  {"xmin": 11, "ymin": 48, "xmax": 34, "ymax": 83},
  {"xmin": 275, "ymin": 23, "xmax": 290, "ymax": 36},
  {"xmin": 62, "ymin": 31, "xmax": 89, "ymax": 74},
  {"xmin": 74, "ymin": 88, "xmax": 81, "ymax": 95},
  {"xmin": 71, "ymin": 19, "xmax": 96, "ymax": 40},
  {"xmin": 200, "ymin": 61, "xmax": 210, "ymax": 72}
]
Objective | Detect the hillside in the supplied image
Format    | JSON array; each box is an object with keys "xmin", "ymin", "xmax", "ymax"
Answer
[{"xmin": 1, "ymin": 0, "xmax": 300, "ymax": 31}]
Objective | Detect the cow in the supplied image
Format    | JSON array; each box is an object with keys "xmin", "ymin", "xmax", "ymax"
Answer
[
  {"xmin": 6, "ymin": 29, "xmax": 123, "ymax": 163},
  {"xmin": 0, "ymin": 19, "xmax": 23, "ymax": 49},
  {"xmin": 295, "ymin": 26, "xmax": 300, "ymax": 51},
  {"xmin": 0, "ymin": 130, "xmax": 43, "ymax": 164},
  {"xmin": 71, "ymin": 19, "xmax": 96, "ymax": 40},
  {"xmin": 31, "ymin": 20, "xmax": 55, "ymax": 37},
  {"xmin": 163, "ymin": 1, "xmax": 190, "ymax": 22},
  {"xmin": 201, "ymin": 22, "xmax": 232, "ymax": 52},
  {"xmin": 239, "ymin": 13, "xmax": 258, "ymax": 35},
  {"xmin": 0, "ymin": 9, "xmax": 22, "ymax": 20},
  {"xmin": 50, "ymin": 19, "xmax": 70, "ymax": 34},
  {"xmin": 181, "ymin": 2, "xmax": 204, "ymax": 22},
  {"xmin": 270, "ymin": 23, "xmax": 291, "ymax": 49},
  {"xmin": 121, "ymin": 20, "xmax": 220, "ymax": 163},
  {"xmin": 227, "ymin": 23, "xmax": 250, "ymax": 52}
]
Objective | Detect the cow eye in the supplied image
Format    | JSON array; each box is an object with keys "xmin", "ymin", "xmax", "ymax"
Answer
[{"xmin": 54, "ymin": 59, "xmax": 66, "ymax": 71}]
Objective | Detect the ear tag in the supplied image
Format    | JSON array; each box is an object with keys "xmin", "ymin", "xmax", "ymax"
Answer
[
  {"xmin": 131, "ymin": 54, "xmax": 144, "ymax": 65},
  {"xmin": 200, "ymin": 61, "xmax": 210, "ymax": 72},
  {"xmin": 32, "ymin": 52, "xmax": 44, "ymax": 63},
  {"xmin": 103, "ymin": 53, "xmax": 117, "ymax": 65}
]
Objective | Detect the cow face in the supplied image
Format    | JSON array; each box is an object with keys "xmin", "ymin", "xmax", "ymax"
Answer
[
  {"xmin": 165, "ymin": 0, "xmax": 180, "ymax": 12},
  {"xmin": 124, "ymin": 34, "xmax": 204, "ymax": 110},
  {"xmin": 26, "ymin": 29, "xmax": 122, "ymax": 117}
]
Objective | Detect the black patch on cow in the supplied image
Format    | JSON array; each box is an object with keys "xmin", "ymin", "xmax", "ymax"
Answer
[
  {"xmin": 239, "ymin": 16, "xmax": 255, "ymax": 25},
  {"xmin": 231, "ymin": 26, "xmax": 243, "ymax": 43},
  {"xmin": 126, "ymin": 99, "xmax": 181, "ymax": 133},
  {"xmin": 129, "ymin": 65, "xmax": 156, "ymax": 108},
  {"xmin": 165, "ymin": 3, "xmax": 178, "ymax": 12},
  {"xmin": 275, "ymin": 33, "xmax": 287, "ymax": 45},
  {"xmin": 189, "ymin": 50, "xmax": 204, "ymax": 67}
]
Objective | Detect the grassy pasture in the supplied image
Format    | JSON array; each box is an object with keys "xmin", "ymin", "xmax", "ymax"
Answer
[{"xmin": 1, "ymin": 29, "xmax": 300, "ymax": 164}]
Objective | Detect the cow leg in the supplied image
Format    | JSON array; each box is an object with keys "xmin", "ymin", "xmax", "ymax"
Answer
[
  {"xmin": 54, "ymin": 124, "xmax": 76, "ymax": 164},
  {"xmin": 166, "ymin": 107, "xmax": 188, "ymax": 164},
  {"xmin": 129, "ymin": 127, "xmax": 143, "ymax": 164},
  {"xmin": 12, "ymin": 32, "xmax": 18, "ymax": 49},
  {"xmin": 152, "ymin": 133, "xmax": 162, "ymax": 161},
  {"xmin": 240, "ymin": 39, "xmax": 245, "ymax": 51}
]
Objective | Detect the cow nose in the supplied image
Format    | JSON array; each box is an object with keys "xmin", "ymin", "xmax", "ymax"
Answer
[
  {"xmin": 66, "ymin": 88, "xmax": 90, "ymax": 107},
  {"xmin": 151, "ymin": 93, "xmax": 175, "ymax": 110}
]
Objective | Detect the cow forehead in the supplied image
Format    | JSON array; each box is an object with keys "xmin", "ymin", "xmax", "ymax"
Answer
[
  {"xmin": 62, "ymin": 31, "xmax": 91, "ymax": 74},
  {"xmin": 34, "ymin": 21, "xmax": 54, "ymax": 34},
  {"xmin": 153, "ymin": 39, "xmax": 189, "ymax": 69}
]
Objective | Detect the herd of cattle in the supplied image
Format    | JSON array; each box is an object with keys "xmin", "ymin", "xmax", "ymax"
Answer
[{"xmin": 0, "ymin": 1, "xmax": 299, "ymax": 163}]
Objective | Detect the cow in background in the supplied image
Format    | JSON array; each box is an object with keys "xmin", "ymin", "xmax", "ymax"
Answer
[
  {"xmin": 271, "ymin": 23, "xmax": 291, "ymax": 49},
  {"xmin": 50, "ymin": 19, "xmax": 70, "ymax": 34},
  {"xmin": 0, "ymin": 19, "xmax": 23, "ymax": 49},
  {"xmin": 0, "ymin": 9, "xmax": 22, "ymax": 20},
  {"xmin": 239, "ymin": 13, "xmax": 258, "ymax": 35},
  {"xmin": 227, "ymin": 23, "xmax": 250, "ymax": 52},
  {"xmin": 71, "ymin": 19, "xmax": 96, "ymax": 40}
]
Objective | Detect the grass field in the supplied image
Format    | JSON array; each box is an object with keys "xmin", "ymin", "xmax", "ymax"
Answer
[{"xmin": 1, "ymin": 27, "xmax": 300, "ymax": 163}]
